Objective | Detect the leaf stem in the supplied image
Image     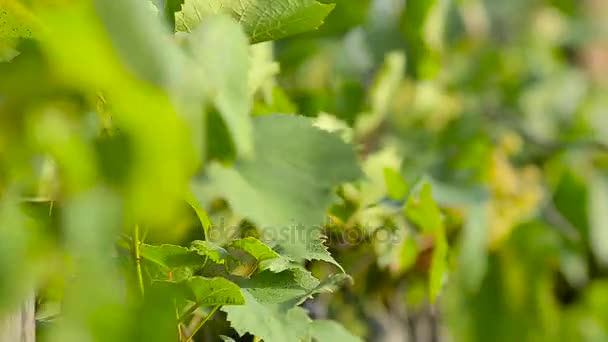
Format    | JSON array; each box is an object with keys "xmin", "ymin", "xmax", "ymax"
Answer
[
  {"xmin": 133, "ymin": 224, "xmax": 145, "ymax": 296},
  {"xmin": 186, "ymin": 305, "xmax": 220, "ymax": 342}
]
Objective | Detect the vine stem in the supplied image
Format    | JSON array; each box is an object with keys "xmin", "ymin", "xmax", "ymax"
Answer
[
  {"xmin": 185, "ymin": 305, "xmax": 220, "ymax": 342},
  {"xmin": 133, "ymin": 224, "xmax": 145, "ymax": 296}
]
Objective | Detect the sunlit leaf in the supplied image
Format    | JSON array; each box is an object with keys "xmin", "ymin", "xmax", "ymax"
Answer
[{"xmin": 176, "ymin": 0, "xmax": 335, "ymax": 43}]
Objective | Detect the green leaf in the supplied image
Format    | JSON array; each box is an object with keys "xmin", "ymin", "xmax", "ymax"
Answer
[
  {"xmin": 93, "ymin": 0, "xmax": 182, "ymax": 88},
  {"xmin": 224, "ymin": 293, "xmax": 311, "ymax": 342},
  {"xmin": 383, "ymin": 167, "xmax": 408, "ymax": 200},
  {"xmin": 405, "ymin": 183, "xmax": 443, "ymax": 233},
  {"xmin": 175, "ymin": 0, "xmax": 335, "ymax": 43},
  {"xmin": 186, "ymin": 191, "xmax": 212, "ymax": 237},
  {"xmin": 223, "ymin": 270, "xmax": 351, "ymax": 342},
  {"xmin": 206, "ymin": 114, "xmax": 362, "ymax": 262},
  {"xmin": 459, "ymin": 201, "xmax": 489, "ymax": 291},
  {"xmin": 309, "ymin": 320, "xmax": 362, "ymax": 342},
  {"xmin": 0, "ymin": 38, "xmax": 19, "ymax": 62},
  {"xmin": 185, "ymin": 15, "xmax": 253, "ymax": 157},
  {"xmin": 230, "ymin": 237, "xmax": 280, "ymax": 262},
  {"xmin": 589, "ymin": 171, "xmax": 608, "ymax": 266},
  {"xmin": 190, "ymin": 240, "xmax": 229, "ymax": 264},
  {"xmin": 228, "ymin": 237, "xmax": 298, "ymax": 272},
  {"xmin": 185, "ymin": 276, "xmax": 245, "ymax": 306},
  {"xmin": 140, "ymin": 244, "xmax": 205, "ymax": 270},
  {"xmin": 404, "ymin": 183, "xmax": 447, "ymax": 302},
  {"xmin": 164, "ymin": 0, "xmax": 184, "ymax": 29},
  {"xmin": 429, "ymin": 228, "xmax": 448, "ymax": 303},
  {"xmin": 0, "ymin": 2, "xmax": 37, "ymax": 38}
]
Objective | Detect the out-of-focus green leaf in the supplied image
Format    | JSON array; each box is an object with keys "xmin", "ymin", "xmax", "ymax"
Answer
[
  {"xmin": 175, "ymin": 0, "xmax": 335, "ymax": 43},
  {"xmin": 0, "ymin": 1, "xmax": 38, "ymax": 38},
  {"xmin": 164, "ymin": 0, "xmax": 184, "ymax": 29},
  {"xmin": 383, "ymin": 167, "xmax": 408, "ymax": 200},
  {"xmin": 405, "ymin": 183, "xmax": 447, "ymax": 302},
  {"xmin": 0, "ymin": 38, "xmax": 19, "ymax": 62},
  {"xmin": 459, "ymin": 201, "xmax": 489, "ymax": 291},
  {"xmin": 185, "ymin": 15, "xmax": 253, "ymax": 158},
  {"xmin": 186, "ymin": 191, "xmax": 212, "ymax": 237},
  {"xmin": 589, "ymin": 171, "xmax": 608, "ymax": 266},
  {"xmin": 309, "ymin": 319, "xmax": 363, "ymax": 342},
  {"xmin": 405, "ymin": 183, "xmax": 443, "ymax": 234},
  {"xmin": 205, "ymin": 114, "xmax": 361, "ymax": 262}
]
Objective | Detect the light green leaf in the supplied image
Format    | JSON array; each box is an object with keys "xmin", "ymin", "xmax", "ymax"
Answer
[
  {"xmin": 186, "ymin": 191, "xmax": 212, "ymax": 237},
  {"xmin": 230, "ymin": 237, "xmax": 280, "ymax": 261},
  {"xmin": 185, "ymin": 15, "xmax": 253, "ymax": 157},
  {"xmin": 228, "ymin": 237, "xmax": 297, "ymax": 272},
  {"xmin": 404, "ymin": 183, "xmax": 447, "ymax": 302},
  {"xmin": 0, "ymin": 38, "xmax": 18, "ymax": 62},
  {"xmin": 175, "ymin": 0, "xmax": 335, "ymax": 43},
  {"xmin": 164, "ymin": 0, "xmax": 184, "ymax": 29},
  {"xmin": 93, "ymin": 0, "xmax": 182, "ymax": 88},
  {"xmin": 309, "ymin": 320, "xmax": 363, "ymax": 342},
  {"xmin": 186, "ymin": 276, "xmax": 245, "ymax": 306},
  {"xmin": 405, "ymin": 183, "xmax": 443, "ymax": 233},
  {"xmin": 223, "ymin": 270, "xmax": 350, "ymax": 342},
  {"xmin": 0, "ymin": 1, "xmax": 38, "ymax": 38},
  {"xmin": 459, "ymin": 201, "xmax": 489, "ymax": 291},
  {"xmin": 429, "ymin": 229, "xmax": 447, "ymax": 303},
  {"xmin": 206, "ymin": 114, "xmax": 362, "ymax": 262},
  {"xmin": 383, "ymin": 167, "xmax": 408, "ymax": 200},
  {"xmin": 140, "ymin": 244, "xmax": 205, "ymax": 270},
  {"xmin": 190, "ymin": 240, "xmax": 229, "ymax": 264},
  {"xmin": 589, "ymin": 171, "xmax": 608, "ymax": 266},
  {"xmin": 224, "ymin": 292, "xmax": 311, "ymax": 342}
]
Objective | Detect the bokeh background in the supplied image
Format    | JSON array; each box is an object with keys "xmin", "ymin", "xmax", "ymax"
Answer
[{"xmin": 1, "ymin": 0, "xmax": 608, "ymax": 341}]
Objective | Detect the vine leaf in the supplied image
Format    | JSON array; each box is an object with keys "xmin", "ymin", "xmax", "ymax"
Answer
[
  {"xmin": 185, "ymin": 15, "xmax": 253, "ymax": 157},
  {"xmin": 228, "ymin": 237, "xmax": 293, "ymax": 272},
  {"xmin": 140, "ymin": 244, "xmax": 206, "ymax": 270},
  {"xmin": 223, "ymin": 269, "xmax": 346, "ymax": 342},
  {"xmin": 206, "ymin": 114, "xmax": 362, "ymax": 263},
  {"xmin": 185, "ymin": 276, "xmax": 245, "ymax": 306},
  {"xmin": 404, "ymin": 183, "xmax": 448, "ymax": 302},
  {"xmin": 224, "ymin": 293, "xmax": 311, "ymax": 342},
  {"xmin": 191, "ymin": 240, "xmax": 229, "ymax": 264},
  {"xmin": 309, "ymin": 320, "xmax": 363, "ymax": 342},
  {"xmin": 175, "ymin": 0, "xmax": 335, "ymax": 43}
]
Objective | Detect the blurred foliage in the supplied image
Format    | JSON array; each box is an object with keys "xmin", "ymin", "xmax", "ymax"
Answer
[{"xmin": 1, "ymin": 0, "xmax": 608, "ymax": 341}]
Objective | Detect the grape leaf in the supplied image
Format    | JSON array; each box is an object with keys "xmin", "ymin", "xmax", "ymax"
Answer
[
  {"xmin": 206, "ymin": 114, "xmax": 362, "ymax": 262},
  {"xmin": 223, "ymin": 270, "xmax": 353, "ymax": 342},
  {"xmin": 230, "ymin": 237, "xmax": 280, "ymax": 262},
  {"xmin": 185, "ymin": 276, "xmax": 245, "ymax": 306},
  {"xmin": 589, "ymin": 171, "xmax": 608, "ymax": 266},
  {"xmin": 383, "ymin": 167, "xmax": 408, "ymax": 200},
  {"xmin": 0, "ymin": 1, "xmax": 37, "ymax": 38},
  {"xmin": 404, "ymin": 183, "xmax": 448, "ymax": 302},
  {"xmin": 175, "ymin": 0, "xmax": 335, "ymax": 43},
  {"xmin": 190, "ymin": 240, "xmax": 229, "ymax": 264},
  {"xmin": 224, "ymin": 293, "xmax": 311, "ymax": 342},
  {"xmin": 309, "ymin": 320, "xmax": 362, "ymax": 342},
  {"xmin": 140, "ymin": 244, "xmax": 206, "ymax": 270},
  {"xmin": 228, "ymin": 237, "xmax": 296, "ymax": 272},
  {"xmin": 164, "ymin": 0, "xmax": 184, "ymax": 29},
  {"xmin": 186, "ymin": 191, "xmax": 212, "ymax": 237},
  {"xmin": 185, "ymin": 15, "xmax": 253, "ymax": 157}
]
